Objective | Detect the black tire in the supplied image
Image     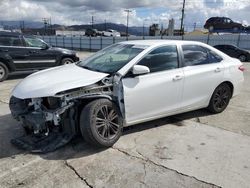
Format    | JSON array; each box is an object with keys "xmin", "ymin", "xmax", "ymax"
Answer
[
  {"xmin": 80, "ymin": 99, "xmax": 123, "ymax": 147},
  {"xmin": 61, "ymin": 58, "xmax": 74, "ymax": 65},
  {"xmin": 207, "ymin": 83, "xmax": 232, "ymax": 113},
  {"xmin": 238, "ymin": 54, "xmax": 247, "ymax": 62},
  {"xmin": 208, "ymin": 26, "xmax": 214, "ymax": 32},
  {"xmin": 0, "ymin": 62, "xmax": 9, "ymax": 82}
]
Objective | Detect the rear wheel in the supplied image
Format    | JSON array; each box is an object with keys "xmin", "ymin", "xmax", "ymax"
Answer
[
  {"xmin": 61, "ymin": 58, "xmax": 74, "ymax": 65},
  {"xmin": 239, "ymin": 54, "xmax": 247, "ymax": 62},
  {"xmin": 207, "ymin": 83, "xmax": 232, "ymax": 113},
  {"xmin": 0, "ymin": 62, "xmax": 9, "ymax": 82},
  {"xmin": 80, "ymin": 99, "xmax": 123, "ymax": 147}
]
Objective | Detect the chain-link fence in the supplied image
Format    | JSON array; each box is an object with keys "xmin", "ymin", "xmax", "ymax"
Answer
[{"xmin": 40, "ymin": 34, "xmax": 250, "ymax": 51}]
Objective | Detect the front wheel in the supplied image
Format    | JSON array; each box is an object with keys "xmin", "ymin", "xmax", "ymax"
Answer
[
  {"xmin": 80, "ymin": 99, "xmax": 123, "ymax": 147},
  {"xmin": 61, "ymin": 58, "xmax": 74, "ymax": 65},
  {"xmin": 207, "ymin": 83, "xmax": 232, "ymax": 113},
  {"xmin": 0, "ymin": 62, "xmax": 9, "ymax": 82}
]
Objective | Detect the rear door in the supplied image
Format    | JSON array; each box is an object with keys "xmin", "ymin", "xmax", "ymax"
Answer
[
  {"xmin": 122, "ymin": 45, "xmax": 184, "ymax": 125},
  {"xmin": 181, "ymin": 45, "xmax": 224, "ymax": 109},
  {"xmin": 0, "ymin": 34, "xmax": 31, "ymax": 70}
]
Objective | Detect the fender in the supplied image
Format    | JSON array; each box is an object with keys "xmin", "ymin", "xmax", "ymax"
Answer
[{"xmin": 0, "ymin": 53, "xmax": 15, "ymax": 72}]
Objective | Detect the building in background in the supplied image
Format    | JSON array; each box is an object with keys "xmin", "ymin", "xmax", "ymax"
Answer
[
  {"xmin": 167, "ymin": 19, "xmax": 175, "ymax": 36},
  {"xmin": 56, "ymin": 30, "xmax": 85, "ymax": 36}
]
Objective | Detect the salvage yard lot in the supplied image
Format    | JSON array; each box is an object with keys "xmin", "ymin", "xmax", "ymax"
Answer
[{"xmin": 0, "ymin": 52, "xmax": 250, "ymax": 188}]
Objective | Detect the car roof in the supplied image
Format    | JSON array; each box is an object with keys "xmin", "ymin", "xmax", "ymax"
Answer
[
  {"xmin": 120, "ymin": 40, "xmax": 207, "ymax": 47},
  {"xmin": 207, "ymin": 17, "xmax": 230, "ymax": 21}
]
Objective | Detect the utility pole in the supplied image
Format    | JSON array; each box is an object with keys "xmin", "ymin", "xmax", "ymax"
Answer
[
  {"xmin": 49, "ymin": 17, "xmax": 52, "ymax": 35},
  {"xmin": 143, "ymin": 23, "xmax": 145, "ymax": 38},
  {"xmin": 91, "ymin": 15, "xmax": 94, "ymax": 28},
  {"xmin": 20, "ymin": 21, "xmax": 25, "ymax": 30},
  {"xmin": 104, "ymin": 19, "xmax": 107, "ymax": 31},
  {"xmin": 193, "ymin": 22, "xmax": 196, "ymax": 31},
  {"xmin": 180, "ymin": 0, "xmax": 186, "ymax": 35},
  {"xmin": 42, "ymin": 18, "xmax": 48, "ymax": 35},
  {"xmin": 124, "ymin": 9, "xmax": 132, "ymax": 39}
]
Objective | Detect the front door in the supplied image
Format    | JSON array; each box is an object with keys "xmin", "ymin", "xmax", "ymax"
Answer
[
  {"xmin": 122, "ymin": 45, "xmax": 184, "ymax": 125},
  {"xmin": 22, "ymin": 36, "xmax": 57, "ymax": 69}
]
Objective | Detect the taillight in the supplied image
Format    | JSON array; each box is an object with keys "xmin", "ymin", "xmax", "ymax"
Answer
[{"xmin": 238, "ymin": 65, "xmax": 246, "ymax": 72}]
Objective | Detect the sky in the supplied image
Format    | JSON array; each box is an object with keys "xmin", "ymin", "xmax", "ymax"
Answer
[{"xmin": 0, "ymin": 0, "xmax": 250, "ymax": 30}]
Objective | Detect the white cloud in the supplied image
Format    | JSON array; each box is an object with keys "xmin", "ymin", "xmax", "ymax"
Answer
[{"xmin": 0, "ymin": 0, "xmax": 249, "ymax": 30}]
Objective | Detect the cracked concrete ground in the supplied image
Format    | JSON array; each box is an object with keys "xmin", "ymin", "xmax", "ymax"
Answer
[{"xmin": 0, "ymin": 52, "xmax": 250, "ymax": 188}]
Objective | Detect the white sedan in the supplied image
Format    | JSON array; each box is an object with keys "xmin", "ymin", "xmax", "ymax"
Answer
[{"xmin": 9, "ymin": 40, "xmax": 244, "ymax": 152}]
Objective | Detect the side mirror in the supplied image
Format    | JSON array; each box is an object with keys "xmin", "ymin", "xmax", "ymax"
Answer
[
  {"xmin": 41, "ymin": 43, "xmax": 49, "ymax": 50},
  {"xmin": 132, "ymin": 65, "xmax": 150, "ymax": 76}
]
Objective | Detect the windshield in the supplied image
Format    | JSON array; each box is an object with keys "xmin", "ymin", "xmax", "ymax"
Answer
[{"xmin": 77, "ymin": 43, "xmax": 148, "ymax": 74}]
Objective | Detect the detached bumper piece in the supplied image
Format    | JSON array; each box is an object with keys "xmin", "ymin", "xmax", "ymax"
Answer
[{"xmin": 11, "ymin": 132, "xmax": 73, "ymax": 153}]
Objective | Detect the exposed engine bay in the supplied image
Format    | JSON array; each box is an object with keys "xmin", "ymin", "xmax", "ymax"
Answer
[{"xmin": 9, "ymin": 76, "xmax": 122, "ymax": 153}]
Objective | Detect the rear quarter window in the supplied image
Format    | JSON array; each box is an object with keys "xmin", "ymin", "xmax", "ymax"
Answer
[
  {"xmin": 0, "ymin": 36, "xmax": 23, "ymax": 46},
  {"xmin": 182, "ymin": 45, "xmax": 223, "ymax": 66}
]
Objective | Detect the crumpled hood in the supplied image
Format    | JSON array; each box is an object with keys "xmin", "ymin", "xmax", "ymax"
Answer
[{"xmin": 12, "ymin": 64, "xmax": 108, "ymax": 99}]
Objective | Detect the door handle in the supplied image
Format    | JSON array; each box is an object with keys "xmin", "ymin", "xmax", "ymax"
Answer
[
  {"xmin": 173, "ymin": 75, "xmax": 183, "ymax": 81},
  {"xmin": 214, "ymin": 67, "xmax": 222, "ymax": 72}
]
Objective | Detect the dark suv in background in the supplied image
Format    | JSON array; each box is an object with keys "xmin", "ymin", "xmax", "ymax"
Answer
[
  {"xmin": 85, "ymin": 28, "xmax": 98, "ymax": 37},
  {"xmin": 0, "ymin": 31, "xmax": 79, "ymax": 81},
  {"xmin": 204, "ymin": 17, "xmax": 244, "ymax": 32}
]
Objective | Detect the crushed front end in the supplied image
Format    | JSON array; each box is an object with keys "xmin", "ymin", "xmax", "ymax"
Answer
[
  {"xmin": 9, "ymin": 79, "xmax": 115, "ymax": 153},
  {"xmin": 9, "ymin": 96, "xmax": 77, "ymax": 153}
]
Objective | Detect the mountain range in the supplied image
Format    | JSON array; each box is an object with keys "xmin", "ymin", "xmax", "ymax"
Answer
[{"xmin": 0, "ymin": 20, "xmax": 149, "ymax": 36}]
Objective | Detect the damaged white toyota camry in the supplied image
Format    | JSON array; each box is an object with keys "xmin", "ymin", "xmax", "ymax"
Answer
[{"xmin": 9, "ymin": 40, "xmax": 244, "ymax": 152}]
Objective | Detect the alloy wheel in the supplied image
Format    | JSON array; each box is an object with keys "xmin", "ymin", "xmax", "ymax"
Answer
[
  {"xmin": 95, "ymin": 105, "xmax": 119, "ymax": 140},
  {"xmin": 212, "ymin": 86, "xmax": 230, "ymax": 111},
  {"xmin": 0, "ymin": 65, "xmax": 6, "ymax": 80}
]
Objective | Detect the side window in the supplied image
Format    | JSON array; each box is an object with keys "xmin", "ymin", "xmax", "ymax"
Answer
[
  {"xmin": 24, "ymin": 37, "xmax": 46, "ymax": 48},
  {"xmin": 182, "ymin": 45, "xmax": 210, "ymax": 66},
  {"xmin": 208, "ymin": 50, "xmax": 223, "ymax": 63},
  {"xmin": 228, "ymin": 45, "xmax": 236, "ymax": 50},
  {"xmin": 137, "ymin": 45, "xmax": 178, "ymax": 73},
  {"xmin": 0, "ymin": 36, "xmax": 23, "ymax": 46},
  {"xmin": 0, "ymin": 36, "xmax": 11, "ymax": 46},
  {"xmin": 220, "ymin": 45, "xmax": 225, "ymax": 50}
]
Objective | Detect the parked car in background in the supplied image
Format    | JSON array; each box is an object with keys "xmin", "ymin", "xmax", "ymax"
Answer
[
  {"xmin": 0, "ymin": 31, "xmax": 79, "ymax": 81},
  {"xmin": 204, "ymin": 17, "xmax": 244, "ymax": 32},
  {"xmin": 85, "ymin": 28, "xmax": 99, "ymax": 37},
  {"xmin": 102, "ymin": 29, "xmax": 121, "ymax": 37},
  {"xmin": 214, "ymin": 44, "xmax": 250, "ymax": 62},
  {"xmin": 9, "ymin": 40, "xmax": 244, "ymax": 152}
]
